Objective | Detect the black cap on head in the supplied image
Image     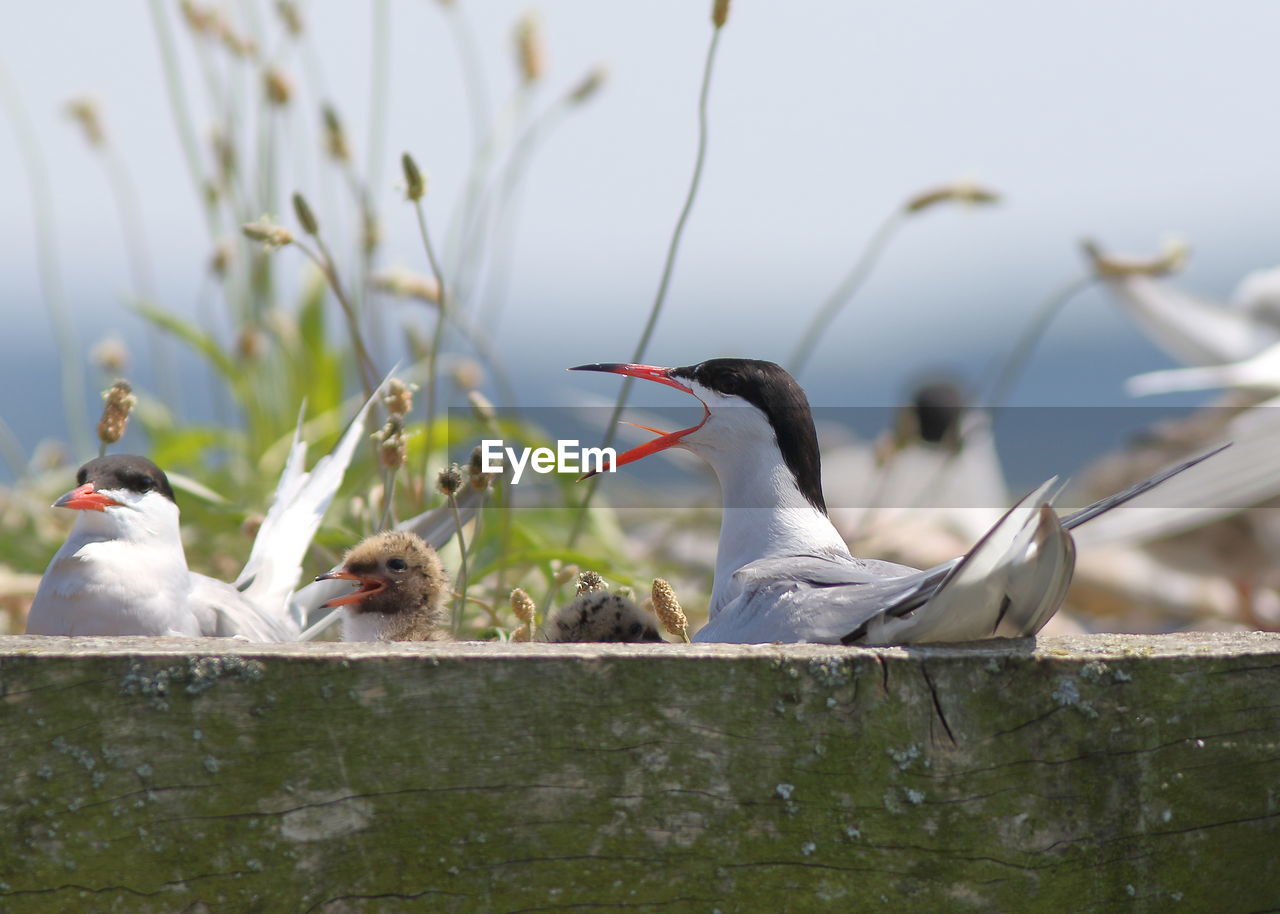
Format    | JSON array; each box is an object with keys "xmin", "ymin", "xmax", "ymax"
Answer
[
  {"xmin": 671, "ymin": 358, "xmax": 826, "ymax": 514},
  {"xmin": 75, "ymin": 455, "xmax": 176, "ymax": 503}
]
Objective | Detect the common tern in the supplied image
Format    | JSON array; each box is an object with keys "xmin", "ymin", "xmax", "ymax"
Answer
[
  {"xmin": 315, "ymin": 530, "xmax": 451, "ymax": 641},
  {"xmin": 27, "ymin": 396, "xmax": 374, "ymax": 639},
  {"xmin": 572, "ymin": 358, "xmax": 1222, "ymax": 644}
]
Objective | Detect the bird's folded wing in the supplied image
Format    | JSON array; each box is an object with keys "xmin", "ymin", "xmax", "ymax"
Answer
[
  {"xmin": 852, "ymin": 480, "xmax": 1072, "ymax": 644},
  {"xmin": 692, "ymin": 556, "xmax": 931, "ymax": 644},
  {"xmin": 190, "ymin": 573, "xmax": 300, "ymax": 641}
]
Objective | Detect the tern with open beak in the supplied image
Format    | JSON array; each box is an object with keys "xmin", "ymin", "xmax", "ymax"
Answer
[{"xmin": 571, "ymin": 358, "xmax": 1223, "ymax": 644}]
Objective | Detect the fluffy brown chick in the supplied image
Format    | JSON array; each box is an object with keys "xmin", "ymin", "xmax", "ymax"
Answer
[
  {"xmin": 317, "ymin": 530, "xmax": 451, "ymax": 641},
  {"xmin": 543, "ymin": 591, "xmax": 664, "ymax": 643}
]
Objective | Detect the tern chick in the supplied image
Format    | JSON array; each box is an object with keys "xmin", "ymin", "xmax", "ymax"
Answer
[
  {"xmin": 317, "ymin": 531, "xmax": 451, "ymax": 641},
  {"xmin": 544, "ymin": 591, "xmax": 664, "ymax": 643}
]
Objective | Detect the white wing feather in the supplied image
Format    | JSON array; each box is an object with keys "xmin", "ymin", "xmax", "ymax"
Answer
[
  {"xmin": 1105, "ymin": 275, "xmax": 1275, "ymax": 366},
  {"xmin": 235, "ymin": 389, "xmax": 380, "ymax": 632}
]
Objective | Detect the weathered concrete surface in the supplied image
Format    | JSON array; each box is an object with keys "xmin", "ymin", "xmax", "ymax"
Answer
[{"xmin": 1, "ymin": 633, "xmax": 1277, "ymax": 912}]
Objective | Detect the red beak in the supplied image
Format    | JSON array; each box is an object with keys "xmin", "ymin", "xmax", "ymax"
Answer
[
  {"xmin": 53, "ymin": 483, "xmax": 121, "ymax": 512},
  {"xmin": 569, "ymin": 363, "xmax": 711, "ymax": 478},
  {"xmin": 315, "ymin": 569, "xmax": 386, "ymax": 608}
]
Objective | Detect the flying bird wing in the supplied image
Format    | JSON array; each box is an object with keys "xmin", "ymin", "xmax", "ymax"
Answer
[{"xmin": 1103, "ymin": 274, "xmax": 1274, "ymax": 366}]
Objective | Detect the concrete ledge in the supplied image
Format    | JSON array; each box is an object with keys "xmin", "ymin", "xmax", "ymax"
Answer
[{"xmin": 2, "ymin": 633, "xmax": 1278, "ymax": 911}]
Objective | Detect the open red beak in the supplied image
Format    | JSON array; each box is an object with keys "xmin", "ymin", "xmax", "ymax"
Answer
[
  {"xmin": 53, "ymin": 483, "xmax": 121, "ymax": 512},
  {"xmin": 315, "ymin": 569, "xmax": 386, "ymax": 608},
  {"xmin": 569, "ymin": 363, "xmax": 711, "ymax": 479}
]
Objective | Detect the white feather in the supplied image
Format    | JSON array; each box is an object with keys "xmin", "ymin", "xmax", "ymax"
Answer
[
  {"xmin": 1126, "ymin": 338, "xmax": 1280, "ymax": 398},
  {"xmin": 1105, "ymin": 274, "xmax": 1276, "ymax": 367}
]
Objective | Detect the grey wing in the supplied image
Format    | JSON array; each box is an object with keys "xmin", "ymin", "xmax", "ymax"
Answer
[
  {"xmin": 693, "ymin": 554, "xmax": 934, "ymax": 644},
  {"xmin": 696, "ymin": 480, "xmax": 1076, "ymax": 645}
]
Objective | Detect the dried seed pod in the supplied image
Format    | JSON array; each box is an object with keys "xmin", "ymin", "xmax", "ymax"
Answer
[
  {"xmin": 402, "ymin": 152, "xmax": 426, "ymax": 201},
  {"xmin": 292, "ymin": 192, "xmax": 319, "ymax": 236},
  {"xmin": 264, "ymin": 67, "xmax": 294, "ymax": 106},
  {"xmin": 372, "ymin": 267, "xmax": 440, "ymax": 304},
  {"xmin": 275, "ymin": 0, "xmax": 304, "ymax": 36},
  {"xmin": 568, "ymin": 64, "xmax": 607, "ymax": 105},
  {"xmin": 510, "ymin": 588, "xmax": 536, "ymax": 624},
  {"xmin": 242, "ymin": 218, "xmax": 294, "ymax": 250},
  {"xmin": 651, "ymin": 578, "xmax": 690, "ymax": 643},
  {"xmin": 468, "ymin": 445, "xmax": 494, "ymax": 492},
  {"xmin": 383, "ymin": 379, "xmax": 416, "ymax": 418},
  {"xmin": 1082, "ymin": 238, "xmax": 1190, "ymax": 279},
  {"xmin": 904, "ymin": 181, "xmax": 1000, "ymax": 213},
  {"xmin": 322, "ymin": 104, "xmax": 350, "ymax": 162},
  {"xmin": 65, "ymin": 97, "xmax": 106, "ymax": 148},
  {"xmin": 436, "ymin": 464, "xmax": 464, "ymax": 497},
  {"xmin": 375, "ymin": 418, "xmax": 407, "ymax": 471},
  {"xmin": 97, "ymin": 381, "xmax": 137, "ymax": 449},
  {"xmin": 712, "ymin": 0, "xmax": 731, "ymax": 28},
  {"xmin": 514, "ymin": 11, "xmax": 545, "ymax": 83},
  {"xmin": 576, "ymin": 571, "xmax": 606, "ymax": 595}
]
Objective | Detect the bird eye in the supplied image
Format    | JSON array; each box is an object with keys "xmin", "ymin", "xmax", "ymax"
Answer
[{"xmin": 387, "ymin": 557, "xmax": 409, "ymax": 572}]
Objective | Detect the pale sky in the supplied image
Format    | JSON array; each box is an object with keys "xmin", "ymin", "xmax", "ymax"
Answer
[{"xmin": 3, "ymin": 1, "xmax": 1280, "ymax": 457}]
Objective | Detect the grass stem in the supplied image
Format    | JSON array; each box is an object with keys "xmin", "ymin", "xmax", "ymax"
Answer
[
  {"xmin": 448, "ymin": 493, "xmax": 469, "ymax": 634},
  {"xmin": 412, "ymin": 198, "xmax": 451, "ymax": 477},
  {"xmin": 146, "ymin": 0, "xmax": 221, "ymax": 237},
  {"xmin": 0, "ymin": 67, "xmax": 91, "ymax": 459},
  {"xmin": 567, "ymin": 25, "xmax": 724, "ymax": 546},
  {"xmin": 293, "ymin": 237, "xmax": 377, "ymax": 401},
  {"xmin": 788, "ymin": 208, "xmax": 906, "ymax": 377},
  {"xmin": 984, "ymin": 275, "xmax": 1096, "ymax": 408}
]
